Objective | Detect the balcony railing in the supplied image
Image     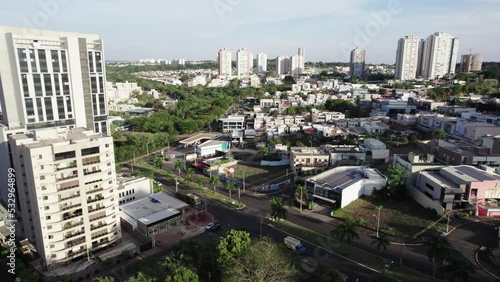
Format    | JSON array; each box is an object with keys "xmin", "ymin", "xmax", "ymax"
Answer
[
  {"xmin": 56, "ymin": 174, "xmax": 78, "ymax": 181},
  {"xmin": 66, "ymin": 237, "xmax": 86, "ymax": 248},
  {"xmin": 90, "ymin": 223, "xmax": 106, "ymax": 231},
  {"xmin": 56, "ymin": 162, "xmax": 77, "ymax": 171},
  {"xmin": 86, "ymin": 187, "xmax": 104, "ymax": 195},
  {"xmin": 60, "ymin": 203, "xmax": 82, "ymax": 212},
  {"xmin": 92, "ymin": 239, "xmax": 109, "ymax": 248},
  {"xmin": 84, "ymin": 170, "xmax": 102, "ymax": 176},
  {"xmin": 89, "ymin": 214, "xmax": 107, "ymax": 222},
  {"xmin": 62, "ymin": 212, "xmax": 83, "ymax": 221},
  {"xmin": 67, "ymin": 248, "xmax": 87, "ymax": 257},
  {"xmin": 63, "ymin": 220, "xmax": 84, "ymax": 230},
  {"xmin": 58, "ymin": 184, "xmax": 79, "ymax": 192},
  {"xmin": 64, "ymin": 229, "xmax": 85, "ymax": 239},
  {"xmin": 88, "ymin": 205, "xmax": 105, "ymax": 213},
  {"xmin": 60, "ymin": 193, "xmax": 80, "ymax": 202},
  {"xmin": 91, "ymin": 232, "xmax": 108, "ymax": 240}
]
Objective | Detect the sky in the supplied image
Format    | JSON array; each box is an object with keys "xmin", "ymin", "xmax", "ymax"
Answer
[{"xmin": 1, "ymin": 0, "xmax": 499, "ymax": 63}]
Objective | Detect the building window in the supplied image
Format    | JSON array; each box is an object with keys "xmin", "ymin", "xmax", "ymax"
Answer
[
  {"xmin": 33, "ymin": 74, "xmax": 43, "ymax": 96},
  {"xmin": 40, "ymin": 176, "xmax": 45, "ymax": 180},
  {"xmin": 61, "ymin": 50, "xmax": 67, "ymax": 72},
  {"xmin": 21, "ymin": 74, "xmax": 30, "ymax": 97},
  {"xmin": 43, "ymin": 74, "xmax": 52, "ymax": 96},
  {"xmin": 38, "ymin": 50, "xmax": 48, "ymax": 72},
  {"xmin": 425, "ymin": 183, "xmax": 435, "ymax": 191},
  {"xmin": 36, "ymin": 98, "xmax": 44, "ymax": 121},
  {"xmin": 18, "ymin": 48, "xmax": 28, "ymax": 72},
  {"xmin": 44, "ymin": 97, "xmax": 54, "ymax": 121},
  {"xmin": 88, "ymin": 52, "xmax": 95, "ymax": 73}
]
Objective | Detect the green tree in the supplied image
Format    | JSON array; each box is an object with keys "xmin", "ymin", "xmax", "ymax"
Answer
[
  {"xmin": 330, "ymin": 217, "xmax": 359, "ymax": 254},
  {"xmin": 440, "ymin": 256, "xmax": 475, "ymax": 282},
  {"xmin": 185, "ymin": 167, "xmax": 194, "ymax": 181},
  {"xmin": 270, "ymin": 197, "xmax": 287, "ymax": 222},
  {"xmin": 258, "ymin": 147, "xmax": 270, "ymax": 158},
  {"xmin": 163, "ymin": 256, "xmax": 199, "ymax": 282},
  {"xmin": 222, "ymin": 237, "xmax": 296, "ymax": 282},
  {"xmin": 153, "ymin": 156, "xmax": 163, "ymax": 171},
  {"xmin": 426, "ymin": 236, "xmax": 449, "ymax": 278},
  {"xmin": 95, "ymin": 276, "xmax": 115, "ymax": 282},
  {"xmin": 294, "ymin": 184, "xmax": 308, "ymax": 212},
  {"xmin": 371, "ymin": 232, "xmax": 390, "ymax": 258},
  {"xmin": 209, "ymin": 175, "xmax": 220, "ymax": 192},
  {"xmin": 125, "ymin": 271, "xmax": 155, "ymax": 282},
  {"xmin": 432, "ymin": 129, "xmax": 446, "ymax": 140},
  {"xmin": 374, "ymin": 165, "xmax": 408, "ymax": 200},
  {"xmin": 225, "ymin": 181, "xmax": 236, "ymax": 199},
  {"xmin": 175, "ymin": 159, "xmax": 185, "ymax": 175},
  {"xmin": 217, "ymin": 229, "xmax": 252, "ymax": 266},
  {"xmin": 196, "ymin": 175, "xmax": 205, "ymax": 188}
]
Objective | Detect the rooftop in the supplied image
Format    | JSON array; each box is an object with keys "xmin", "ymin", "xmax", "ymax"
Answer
[
  {"xmin": 308, "ymin": 166, "xmax": 386, "ymax": 192},
  {"xmin": 441, "ymin": 165, "xmax": 500, "ymax": 183},
  {"xmin": 120, "ymin": 192, "xmax": 188, "ymax": 226}
]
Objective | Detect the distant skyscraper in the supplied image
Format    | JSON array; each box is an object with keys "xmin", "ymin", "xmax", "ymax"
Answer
[
  {"xmin": 460, "ymin": 54, "xmax": 483, "ymax": 72},
  {"xmin": 350, "ymin": 48, "xmax": 365, "ymax": 78},
  {"xmin": 218, "ymin": 47, "xmax": 232, "ymax": 76},
  {"xmin": 276, "ymin": 55, "xmax": 290, "ymax": 76},
  {"xmin": 257, "ymin": 53, "xmax": 267, "ymax": 73},
  {"xmin": 395, "ymin": 36, "xmax": 421, "ymax": 81},
  {"xmin": 236, "ymin": 48, "xmax": 253, "ymax": 77},
  {"xmin": 290, "ymin": 55, "xmax": 301, "ymax": 76},
  {"xmin": 298, "ymin": 47, "xmax": 305, "ymax": 74},
  {"xmin": 420, "ymin": 32, "xmax": 459, "ymax": 79},
  {"xmin": 416, "ymin": 39, "xmax": 426, "ymax": 77}
]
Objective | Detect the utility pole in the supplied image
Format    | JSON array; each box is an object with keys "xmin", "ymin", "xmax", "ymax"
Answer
[
  {"xmin": 175, "ymin": 178, "xmax": 179, "ymax": 193},
  {"xmin": 242, "ymin": 171, "xmax": 246, "ymax": 192},
  {"xmin": 238, "ymin": 186, "xmax": 241, "ymax": 208},
  {"xmin": 446, "ymin": 212, "xmax": 451, "ymax": 233}
]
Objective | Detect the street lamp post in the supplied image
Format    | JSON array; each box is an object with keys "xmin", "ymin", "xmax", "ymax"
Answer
[
  {"xmin": 446, "ymin": 212, "xmax": 451, "ymax": 233},
  {"xmin": 175, "ymin": 178, "xmax": 179, "ymax": 193},
  {"xmin": 374, "ymin": 205, "xmax": 383, "ymax": 238}
]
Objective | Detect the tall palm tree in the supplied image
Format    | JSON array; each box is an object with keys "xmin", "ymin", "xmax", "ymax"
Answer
[
  {"xmin": 330, "ymin": 217, "xmax": 359, "ymax": 254},
  {"xmin": 371, "ymin": 232, "xmax": 390, "ymax": 258},
  {"xmin": 225, "ymin": 181, "xmax": 236, "ymax": 199},
  {"xmin": 294, "ymin": 184, "xmax": 308, "ymax": 212},
  {"xmin": 426, "ymin": 236, "xmax": 449, "ymax": 278},
  {"xmin": 153, "ymin": 156, "xmax": 163, "ymax": 171},
  {"xmin": 196, "ymin": 175, "xmax": 204, "ymax": 188},
  {"xmin": 175, "ymin": 159, "xmax": 184, "ymax": 175},
  {"xmin": 270, "ymin": 197, "xmax": 287, "ymax": 222},
  {"xmin": 440, "ymin": 256, "xmax": 475, "ymax": 282},
  {"xmin": 209, "ymin": 175, "xmax": 220, "ymax": 192},
  {"xmin": 185, "ymin": 167, "xmax": 194, "ymax": 181}
]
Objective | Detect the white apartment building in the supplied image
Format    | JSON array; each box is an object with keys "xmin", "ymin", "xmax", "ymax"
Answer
[
  {"xmin": 257, "ymin": 53, "xmax": 267, "ymax": 73},
  {"xmin": 290, "ymin": 55, "xmax": 301, "ymax": 76},
  {"xmin": 219, "ymin": 116, "xmax": 245, "ymax": 133},
  {"xmin": 236, "ymin": 48, "xmax": 253, "ymax": 77},
  {"xmin": 395, "ymin": 36, "xmax": 420, "ymax": 81},
  {"xmin": 9, "ymin": 127, "xmax": 120, "ymax": 268},
  {"xmin": 350, "ymin": 48, "xmax": 365, "ymax": 78},
  {"xmin": 460, "ymin": 54, "xmax": 483, "ymax": 72},
  {"xmin": 276, "ymin": 55, "xmax": 290, "ymax": 76},
  {"xmin": 421, "ymin": 32, "xmax": 459, "ymax": 79},
  {"xmin": 218, "ymin": 47, "xmax": 232, "ymax": 76},
  {"xmin": 298, "ymin": 47, "xmax": 305, "ymax": 74},
  {"xmin": 0, "ymin": 26, "xmax": 111, "ymax": 204}
]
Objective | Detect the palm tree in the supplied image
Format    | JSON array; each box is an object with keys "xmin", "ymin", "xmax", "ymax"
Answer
[
  {"xmin": 425, "ymin": 236, "xmax": 449, "ymax": 278},
  {"xmin": 153, "ymin": 156, "xmax": 163, "ymax": 171},
  {"xmin": 331, "ymin": 217, "xmax": 359, "ymax": 254},
  {"xmin": 175, "ymin": 159, "xmax": 184, "ymax": 175},
  {"xmin": 440, "ymin": 256, "xmax": 475, "ymax": 282},
  {"xmin": 371, "ymin": 232, "xmax": 390, "ymax": 258},
  {"xmin": 294, "ymin": 184, "xmax": 308, "ymax": 212},
  {"xmin": 196, "ymin": 176, "xmax": 204, "ymax": 188},
  {"xmin": 209, "ymin": 176, "xmax": 220, "ymax": 192},
  {"xmin": 270, "ymin": 197, "xmax": 287, "ymax": 222},
  {"xmin": 185, "ymin": 167, "xmax": 194, "ymax": 181},
  {"xmin": 225, "ymin": 181, "xmax": 236, "ymax": 199}
]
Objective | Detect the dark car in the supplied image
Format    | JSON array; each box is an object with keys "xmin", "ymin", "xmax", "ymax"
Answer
[{"xmin": 209, "ymin": 222, "xmax": 222, "ymax": 232}]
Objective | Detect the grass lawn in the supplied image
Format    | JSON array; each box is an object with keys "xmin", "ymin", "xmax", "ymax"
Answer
[
  {"xmin": 334, "ymin": 197, "xmax": 447, "ymax": 238},
  {"xmin": 134, "ymin": 163, "xmax": 244, "ymax": 209},
  {"xmin": 228, "ymin": 164, "xmax": 289, "ymax": 186},
  {"xmin": 272, "ymin": 219, "xmax": 437, "ymax": 282}
]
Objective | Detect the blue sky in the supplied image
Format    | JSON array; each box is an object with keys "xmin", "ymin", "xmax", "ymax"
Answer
[{"xmin": 1, "ymin": 0, "xmax": 499, "ymax": 63}]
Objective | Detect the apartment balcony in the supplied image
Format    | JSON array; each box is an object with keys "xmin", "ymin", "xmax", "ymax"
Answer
[
  {"xmin": 91, "ymin": 239, "xmax": 109, "ymax": 249},
  {"xmin": 56, "ymin": 174, "xmax": 78, "ymax": 182},
  {"xmin": 61, "ymin": 211, "xmax": 83, "ymax": 221},
  {"xmin": 67, "ymin": 247, "xmax": 87, "ymax": 258},
  {"xmin": 91, "ymin": 232, "xmax": 108, "ymax": 240},
  {"xmin": 89, "ymin": 212, "xmax": 115, "ymax": 222},
  {"xmin": 64, "ymin": 229, "xmax": 85, "ymax": 240},
  {"xmin": 88, "ymin": 205, "xmax": 106, "ymax": 213},
  {"xmin": 82, "ymin": 157, "xmax": 101, "ymax": 166},
  {"xmin": 86, "ymin": 187, "xmax": 104, "ymax": 195},
  {"xmin": 59, "ymin": 193, "xmax": 81, "ymax": 203},
  {"xmin": 57, "ymin": 182, "xmax": 80, "ymax": 192},
  {"xmin": 60, "ymin": 203, "xmax": 82, "ymax": 212},
  {"xmin": 87, "ymin": 195, "xmax": 104, "ymax": 204},
  {"xmin": 55, "ymin": 161, "xmax": 77, "ymax": 171},
  {"xmin": 62, "ymin": 220, "xmax": 84, "ymax": 231},
  {"xmin": 84, "ymin": 169, "xmax": 102, "ymax": 176},
  {"xmin": 66, "ymin": 237, "xmax": 86, "ymax": 248}
]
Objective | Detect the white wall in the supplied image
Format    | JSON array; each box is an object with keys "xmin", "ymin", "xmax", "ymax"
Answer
[{"xmin": 340, "ymin": 182, "xmax": 364, "ymax": 208}]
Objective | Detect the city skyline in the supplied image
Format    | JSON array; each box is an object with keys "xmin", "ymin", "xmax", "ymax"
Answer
[{"xmin": 1, "ymin": 0, "xmax": 498, "ymax": 63}]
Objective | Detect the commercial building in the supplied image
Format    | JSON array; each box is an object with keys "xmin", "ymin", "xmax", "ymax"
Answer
[
  {"xmin": 290, "ymin": 147, "xmax": 330, "ymax": 175},
  {"xmin": 120, "ymin": 192, "xmax": 189, "ymax": 238},
  {"xmin": 361, "ymin": 138, "xmax": 389, "ymax": 160},
  {"xmin": 436, "ymin": 139, "xmax": 500, "ymax": 166},
  {"xmin": 460, "ymin": 53, "xmax": 483, "ymax": 72},
  {"xmin": 236, "ymin": 48, "xmax": 253, "ymax": 77},
  {"xmin": 195, "ymin": 140, "xmax": 230, "ymax": 157},
  {"xmin": 417, "ymin": 165, "xmax": 500, "ymax": 216},
  {"xmin": 0, "ymin": 26, "xmax": 110, "ymax": 206},
  {"xmin": 420, "ymin": 32, "xmax": 459, "ymax": 79},
  {"xmin": 350, "ymin": 48, "xmax": 365, "ymax": 78},
  {"xmin": 218, "ymin": 47, "xmax": 232, "ymax": 76},
  {"xmin": 324, "ymin": 145, "xmax": 366, "ymax": 167},
  {"xmin": 9, "ymin": 127, "xmax": 120, "ymax": 268},
  {"xmin": 305, "ymin": 166, "xmax": 386, "ymax": 208},
  {"xmin": 257, "ymin": 53, "xmax": 267, "ymax": 73},
  {"xmin": 395, "ymin": 36, "xmax": 421, "ymax": 81},
  {"xmin": 393, "ymin": 153, "xmax": 444, "ymax": 185},
  {"xmin": 219, "ymin": 116, "xmax": 245, "ymax": 133},
  {"xmin": 118, "ymin": 177, "xmax": 153, "ymax": 205}
]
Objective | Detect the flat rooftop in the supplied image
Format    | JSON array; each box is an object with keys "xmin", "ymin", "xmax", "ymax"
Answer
[
  {"xmin": 120, "ymin": 192, "xmax": 188, "ymax": 226},
  {"xmin": 442, "ymin": 165, "xmax": 500, "ymax": 182},
  {"xmin": 308, "ymin": 166, "xmax": 385, "ymax": 192},
  {"xmin": 180, "ymin": 133, "xmax": 219, "ymax": 145},
  {"xmin": 420, "ymin": 171, "xmax": 458, "ymax": 188}
]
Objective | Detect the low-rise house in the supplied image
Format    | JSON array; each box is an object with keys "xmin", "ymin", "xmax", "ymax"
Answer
[
  {"xmin": 324, "ymin": 145, "xmax": 366, "ymax": 167},
  {"xmin": 290, "ymin": 147, "xmax": 330, "ymax": 176},
  {"xmin": 417, "ymin": 165, "xmax": 500, "ymax": 216},
  {"xmin": 361, "ymin": 138, "xmax": 390, "ymax": 160},
  {"xmin": 393, "ymin": 153, "xmax": 445, "ymax": 185},
  {"xmin": 437, "ymin": 138, "xmax": 500, "ymax": 166}
]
